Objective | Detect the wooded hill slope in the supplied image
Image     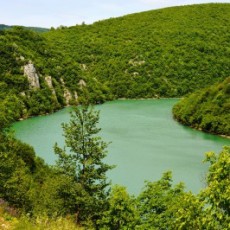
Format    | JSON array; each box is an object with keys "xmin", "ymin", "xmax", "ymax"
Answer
[
  {"xmin": 173, "ymin": 77, "xmax": 230, "ymax": 136},
  {"xmin": 0, "ymin": 3, "xmax": 230, "ymax": 128},
  {"xmin": 0, "ymin": 27, "xmax": 65, "ymax": 128},
  {"xmin": 0, "ymin": 4, "xmax": 230, "ymax": 228},
  {"xmin": 45, "ymin": 3, "xmax": 230, "ymax": 98}
]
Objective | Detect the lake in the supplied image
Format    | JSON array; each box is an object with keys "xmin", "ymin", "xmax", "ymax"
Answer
[{"xmin": 12, "ymin": 99, "xmax": 230, "ymax": 195}]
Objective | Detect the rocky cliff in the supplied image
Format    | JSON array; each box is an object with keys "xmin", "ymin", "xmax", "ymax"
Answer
[{"xmin": 24, "ymin": 62, "xmax": 40, "ymax": 89}]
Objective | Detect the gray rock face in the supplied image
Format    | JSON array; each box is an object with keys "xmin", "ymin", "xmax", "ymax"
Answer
[
  {"xmin": 74, "ymin": 91, "xmax": 78, "ymax": 100},
  {"xmin": 24, "ymin": 63, "xmax": 40, "ymax": 89},
  {"xmin": 60, "ymin": 78, "xmax": 79, "ymax": 105},
  {"xmin": 63, "ymin": 88, "xmax": 72, "ymax": 105},
  {"xmin": 78, "ymin": 79, "xmax": 86, "ymax": 89},
  {"xmin": 60, "ymin": 78, "xmax": 72, "ymax": 105},
  {"xmin": 45, "ymin": 76, "xmax": 53, "ymax": 88},
  {"xmin": 45, "ymin": 76, "xmax": 56, "ymax": 95}
]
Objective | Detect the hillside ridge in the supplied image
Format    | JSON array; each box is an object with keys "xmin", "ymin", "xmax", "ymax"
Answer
[
  {"xmin": 45, "ymin": 3, "xmax": 230, "ymax": 98},
  {"xmin": 0, "ymin": 3, "xmax": 229, "ymax": 132},
  {"xmin": 173, "ymin": 77, "xmax": 230, "ymax": 137}
]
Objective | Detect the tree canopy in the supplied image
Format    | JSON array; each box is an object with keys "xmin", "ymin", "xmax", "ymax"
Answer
[
  {"xmin": 54, "ymin": 105, "xmax": 114, "ymax": 225},
  {"xmin": 173, "ymin": 77, "xmax": 230, "ymax": 136}
]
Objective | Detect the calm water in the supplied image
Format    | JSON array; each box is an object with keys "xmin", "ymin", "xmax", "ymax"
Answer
[{"xmin": 12, "ymin": 99, "xmax": 230, "ymax": 195}]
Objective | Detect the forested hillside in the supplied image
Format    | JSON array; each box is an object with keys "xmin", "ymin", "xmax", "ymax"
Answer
[
  {"xmin": 173, "ymin": 77, "xmax": 230, "ymax": 136},
  {"xmin": 0, "ymin": 3, "xmax": 230, "ymax": 228},
  {"xmin": 0, "ymin": 25, "xmax": 110, "ymax": 128},
  {"xmin": 45, "ymin": 3, "xmax": 230, "ymax": 98},
  {"xmin": 0, "ymin": 27, "xmax": 64, "ymax": 128},
  {"xmin": 1, "ymin": 3, "xmax": 230, "ymax": 127}
]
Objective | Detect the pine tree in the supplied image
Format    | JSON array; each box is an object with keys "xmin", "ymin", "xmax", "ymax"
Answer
[{"xmin": 54, "ymin": 105, "xmax": 114, "ymax": 223}]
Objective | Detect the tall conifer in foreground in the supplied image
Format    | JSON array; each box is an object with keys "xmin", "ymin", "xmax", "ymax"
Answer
[{"xmin": 54, "ymin": 105, "xmax": 114, "ymax": 224}]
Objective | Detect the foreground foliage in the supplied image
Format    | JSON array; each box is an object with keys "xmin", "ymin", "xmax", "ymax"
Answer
[
  {"xmin": 0, "ymin": 205, "xmax": 82, "ymax": 230},
  {"xmin": 0, "ymin": 105, "xmax": 230, "ymax": 228},
  {"xmin": 173, "ymin": 77, "xmax": 230, "ymax": 136},
  {"xmin": 13, "ymin": 216, "xmax": 83, "ymax": 230},
  {"xmin": 201, "ymin": 147, "xmax": 230, "ymax": 229},
  {"xmin": 98, "ymin": 147, "xmax": 230, "ymax": 229},
  {"xmin": 54, "ymin": 106, "xmax": 114, "ymax": 226}
]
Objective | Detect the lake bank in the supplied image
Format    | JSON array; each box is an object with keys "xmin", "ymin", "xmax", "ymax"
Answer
[{"xmin": 12, "ymin": 99, "xmax": 230, "ymax": 195}]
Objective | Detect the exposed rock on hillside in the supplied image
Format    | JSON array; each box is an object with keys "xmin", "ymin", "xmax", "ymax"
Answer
[
  {"xmin": 64, "ymin": 89, "xmax": 72, "ymax": 105},
  {"xmin": 45, "ymin": 76, "xmax": 56, "ymax": 95},
  {"xmin": 60, "ymin": 78, "xmax": 73, "ymax": 105},
  {"xmin": 74, "ymin": 91, "xmax": 78, "ymax": 101},
  {"xmin": 78, "ymin": 79, "xmax": 86, "ymax": 89},
  {"xmin": 24, "ymin": 62, "xmax": 40, "ymax": 89}
]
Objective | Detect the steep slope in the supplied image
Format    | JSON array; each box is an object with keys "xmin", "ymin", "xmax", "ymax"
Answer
[
  {"xmin": 173, "ymin": 77, "xmax": 230, "ymax": 136},
  {"xmin": 45, "ymin": 3, "xmax": 230, "ymax": 98},
  {"xmin": 1, "ymin": 4, "xmax": 230, "ymax": 128},
  {"xmin": 0, "ymin": 25, "xmax": 111, "ymax": 128},
  {"xmin": 0, "ymin": 27, "xmax": 71, "ymax": 128}
]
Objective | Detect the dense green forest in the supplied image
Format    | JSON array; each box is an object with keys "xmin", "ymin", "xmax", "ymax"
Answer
[
  {"xmin": 0, "ymin": 3, "xmax": 230, "ymax": 127},
  {"xmin": 173, "ymin": 77, "xmax": 230, "ymax": 136},
  {"xmin": 0, "ymin": 3, "xmax": 230, "ymax": 131},
  {"xmin": 0, "ymin": 3, "xmax": 230, "ymax": 229},
  {"xmin": 45, "ymin": 3, "xmax": 230, "ymax": 98},
  {"xmin": 0, "ymin": 27, "xmax": 62, "ymax": 128}
]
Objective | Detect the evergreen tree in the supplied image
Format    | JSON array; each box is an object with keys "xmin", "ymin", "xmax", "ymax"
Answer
[{"xmin": 54, "ymin": 105, "xmax": 114, "ymax": 224}]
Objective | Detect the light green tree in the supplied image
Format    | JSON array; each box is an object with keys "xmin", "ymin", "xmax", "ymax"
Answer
[
  {"xmin": 98, "ymin": 185, "xmax": 139, "ymax": 229},
  {"xmin": 136, "ymin": 147, "xmax": 230, "ymax": 230},
  {"xmin": 54, "ymin": 105, "xmax": 114, "ymax": 224},
  {"xmin": 136, "ymin": 171, "xmax": 186, "ymax": 229},
  {"xmin": 200, "ymin": 146, "xmax": 230, "ymax": 229}
]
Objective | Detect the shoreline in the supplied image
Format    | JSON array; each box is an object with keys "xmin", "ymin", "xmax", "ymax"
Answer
[
  {"xmin": 14, "ymin": 98, "xmax": 230, "ymax": 140},
  {"xmin": 118, "ymin": 97, "xmax": 182, "ymax": 100},
  {"xmin": 173, "ymin": 117, "xmax": 230, "ymax": 140}
]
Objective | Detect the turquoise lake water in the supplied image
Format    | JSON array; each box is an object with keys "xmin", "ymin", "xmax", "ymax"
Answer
[{"xmin": 12, "ymin": 99, "xmax": 230, "ymax": 194}]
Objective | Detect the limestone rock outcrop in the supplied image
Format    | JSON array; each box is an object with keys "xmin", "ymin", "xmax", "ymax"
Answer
[
  {"xmin": 63, "ymin": 89, "xmax": 72, "ymax": 105},
  {"xmin": 24, "ymin": 62, "xmax": 40, "ymax": 89},
  {"xmin": 74, "ymin": 91, "xmax": 78, "ymax": 101},
  {"xmin": 78, "ymin": 79, "xmax": 86, "ymax": 89},
  {"xmin": 45, "ymin": 76, "xmax": 56, "ymax": 95},
  {"xmin": 60, "ymin": 78, "xmax": 73, "ymax": 105}
]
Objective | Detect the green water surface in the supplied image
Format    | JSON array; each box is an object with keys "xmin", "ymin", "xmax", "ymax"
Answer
[{"xmin": 12, "ymin": 99, "xmax": 230, "ymax": 194}]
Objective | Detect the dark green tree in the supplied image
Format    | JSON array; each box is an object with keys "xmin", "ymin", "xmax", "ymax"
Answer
[{"xmin": 54, "ymin": 105, "xmax": 114, "ymax": 224}]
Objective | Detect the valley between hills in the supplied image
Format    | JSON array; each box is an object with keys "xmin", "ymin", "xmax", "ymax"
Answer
[{"xmin": 0, "ymin": 3, "xmax": 229, "ymax": 229}]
